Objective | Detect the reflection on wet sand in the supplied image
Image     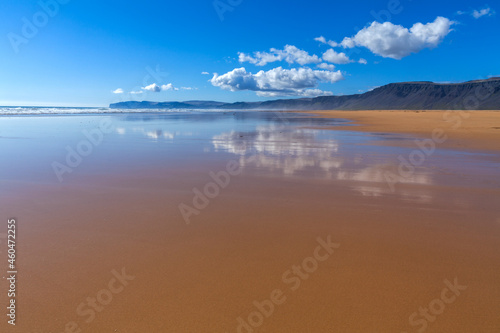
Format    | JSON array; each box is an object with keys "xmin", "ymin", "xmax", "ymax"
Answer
[
  {"xmin": 213, "ymin": 125, "xmax": 339, "ymax": 175},
  {"xmin": 115, "ymin": 126, "xmax": 197, "ymax": 141},
  {"xmin": 212, "ymin": 124, "xmax": 434, "ymax": 203}
]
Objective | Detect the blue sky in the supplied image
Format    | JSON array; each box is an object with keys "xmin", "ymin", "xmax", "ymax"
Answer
[{"xmin": 0, "ymin": 0, "xmax": 498, "ymax": 107}]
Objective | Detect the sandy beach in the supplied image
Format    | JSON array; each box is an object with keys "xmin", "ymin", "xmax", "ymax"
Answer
[
  {"xmin": 1, "ymin": 111, "xmax": 499, "ymax": 332},
  {"xmin": 310, "ymin": 110, "xmax": 500, "ymax": 151}
]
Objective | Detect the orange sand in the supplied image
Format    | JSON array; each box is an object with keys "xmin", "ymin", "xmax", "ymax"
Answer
[
  {"xmin": 2, "ymin": 168, "xmax": 500, "ymax": 332},
  {"xmin": 310, "ymin": 110, "xmax": 500, "ymax": 151}
]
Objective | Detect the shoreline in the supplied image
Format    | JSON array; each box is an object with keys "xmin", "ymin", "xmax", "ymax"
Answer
[
  {"xmin": 3, "ymin": 108, "xmax": 500, "ymax": 151},
  {"xmin": 308, "ymin": 110, "xmax": 500, "ymax": 151}
]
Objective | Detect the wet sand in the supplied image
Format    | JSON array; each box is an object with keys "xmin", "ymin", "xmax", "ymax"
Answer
[
  {"xmin": 1, "ymin": 112, "xmax": 499, "ymax": 332},
  {"xmin": 310, "ymin": 110, "xmax": 500, "ymax": 151}
]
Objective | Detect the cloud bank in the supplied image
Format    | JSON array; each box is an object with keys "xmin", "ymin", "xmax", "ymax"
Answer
[
  {"xmin": 210, "ymin": 67, "xmax": 343, "ymax": 97},
  {"xmin": 339, "ymin": 16, "xmax": 454, "ymax": 59},
  {"xmin": 239, "ymin": 45, "xmax": 321, "ymax": 66},
  {"xmin": 142, "ymin": 83, "xmax": 178, "ymax": 92}
]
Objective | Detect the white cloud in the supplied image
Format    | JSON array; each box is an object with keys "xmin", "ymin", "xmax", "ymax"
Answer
[
  {"xmin": 340, "ymin": 16, "xmax": 454, "ymax": 59},
  {"xmin": 141, "ymin": 83, "xmax": 181, "ymax": 92},
  {"xmin": 161, "ymin": 83, "xmax": 178, "ymax": 91},
  {"xmin": 113, "ymin": 88, "xmax": 124, "ymax": 94},
  {"xmin": 322, "ymin": 49, "xmax": 353, "ymax": 64},
  {"xmin": 315, "ymin": 36, "xmax": 327, "ymax": 44},
  {"xmin": 315, "ymin": 36, "xmax": 339, "ymax": 47},
  {"xmin": 317, "ymin": 63, "xmax": 336, "ymax": 71},
  {"xmin": 201, "ymin": 72, "xmax": 210, "ymax": 75},
  {"xmin": 210, "ymin": 66, "xmax": 342, "ymax": 97},
  {"xmin": 239, "ymin": 52, "xmax": 282, "ymax": 66},
  {"xmin": 472, "ymin": 7, "xmax": 494, "ymax": 18},
  {"xmin": 238, "ymin": 45, "xmax": 321, "ymax": 66},
  {"xmin": 142, "ymin": 83, "xmax": 162, "ymax": 92},
  {"xmin": 359, "ymin": 58, "xmax": 368, "ymax": 64},
  {"xmin": 130, "ymin": 90, "xmax": 143, "ymax": 94}
]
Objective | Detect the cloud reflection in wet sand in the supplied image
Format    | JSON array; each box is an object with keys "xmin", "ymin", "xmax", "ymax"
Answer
[
  {"xmin": 116, "ymin": 127, "xmax": 176, "ymax": 140},
  {"xmin": 212, "ymin": 125, "xmax": 433, "ymax": 203}
]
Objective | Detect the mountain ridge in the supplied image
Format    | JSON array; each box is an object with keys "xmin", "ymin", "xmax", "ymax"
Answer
[{"xmin": 110, "ymin": 77, "xmax": 500, "ymax": 110}]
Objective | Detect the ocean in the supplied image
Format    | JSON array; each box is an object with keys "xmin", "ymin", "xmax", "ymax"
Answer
[{"xmin": 0, "ymin": 106, "xmax": 225, "ymax": 115}]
